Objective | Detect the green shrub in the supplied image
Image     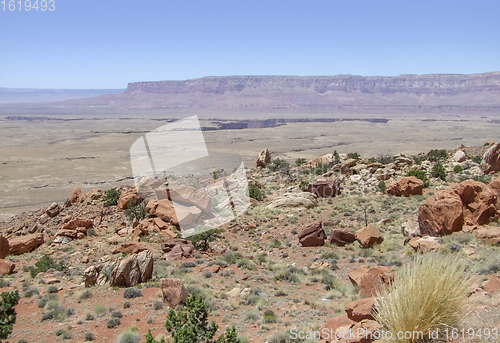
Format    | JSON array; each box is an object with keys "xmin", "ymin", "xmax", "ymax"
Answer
[
  {"xmin": 377, "ymin": 154, "xmax": 394, "ymax": 165},
  {"xmin": 347, "ymin": 152, "xmax": 360, "ymax": 160},
  {"xmin": 107, "ymin": 317, "xmax": 121, "ymax": 329},
  {"xmin": 186, "ymin": 229, "xmax": 223, "ymax": 251},
  {"xmin": 84, "ymin": 332, "xmax": 96, "ymax": 341},
  {"xmin": 426, "ymin": 149, "xmax": 448, "ymax": 162},
  {"xmin": 268, "ymin": 158, "xmax": 290, "ymax": 172},
  {"xmin": 314, "ymin": 163, "xmax": 329, "ymax": 175},
  {"xmin": 29, "ymin": 254, "xmax": 63, "ymax": 278},
  {"xmin": 124, "ymin": 198, "xmax": 147, "ymax": 222},
  {"xmin": 145, "ymin": 329, "xmax": 165, "ymax": 343},
  {"xmin": 453, "ymin": 165, "xmax": 463, "ymax": 173},
  {"xmin": 471, "ymin": 155, "xmax": 482, "ymax": 164},
  {"xmin": 407, "ymin": 169, "xmax": 430, "ymax": 188},
  {"xmin": 248, "ymin": 183, "xmax": 264, "ymax": 201},
  {"xmin": 374, "ymin": 253, "xmax": 473, "ymax": 343},
  {"xmin": 263, "ymin": 309, "xmax": 277, "ymax": 323},
  {"xmin": 164, "ymin": 294, "xmax": 240, "ymax": 343},
  {"xmin": 94, "ymin": 304, "xmax": 106, "ymax": 317},
  {"xmin": 77, "ymin": 289, "xmax": 92, "ymax": 302},
  {"xmin": 333, "ymin": 150, "xmax": 340, "ymax": 165},
  {"xmin": 0, "ymin": 290, "xmax": 20, "ymax": 340},
  {"xmin": 103, "ymin": 187, "xmax": 121, "ymax": 207},
  {"xmin": 295, "ymin": 158, "xmax": 306, "ymax": 166},
  {"xmin": 431, "ymin": 162, "xmax": 446, "ymax": 181},
  {"xmin": 458, "ymin": 174, "xmax": 491, "ymax": 184},
  {"xmin": 123, "ymin": 288, "xmax": 142, "ymax": 299},
  {"xmin": 378, "ymin": 180, "xmax": 386, "ymax": 193}
]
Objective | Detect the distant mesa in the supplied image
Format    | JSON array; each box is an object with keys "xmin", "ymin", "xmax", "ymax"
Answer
[{"xmin": 58, "ymin": 72, "xmax": 500, "ymax": 113}]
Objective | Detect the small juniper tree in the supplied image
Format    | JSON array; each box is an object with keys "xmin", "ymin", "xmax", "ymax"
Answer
[
  {"xmin": 124, "ymin": 197, "xmax": 147, "ymax": 221},
  {"xmin": 186, "ymin": 229, "xmax": 223, "ymax": 251},
  {"xmin": 0, "ymin": 290, "xmax": 20, "ymax": 340},
  {"xmin": 145, "ymin": 329, "xmax": 165, "ymax": 343},
  {"xmin": 103, "ymin": 187, "xmax": 121, "ymax": 207},
  {"xmin": 164, "ymin": 294, "xmax": 240, "ymax": 343}
]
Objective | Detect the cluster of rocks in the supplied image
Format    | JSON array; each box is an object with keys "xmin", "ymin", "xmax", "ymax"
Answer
[
  {"xmin": 320, "ymin": 265, "xmax": 394, "ymax": 342},
  {"xmin": 84, "ymin": 248, "xmax": 153, "ymax": 287},
  {"xmin": 295, "ymin": 221, "xmax": 384, "ymax": 249}
]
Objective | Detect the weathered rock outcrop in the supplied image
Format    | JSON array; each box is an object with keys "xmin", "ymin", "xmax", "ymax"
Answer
[
  {"xmin": 162, "ymin": 278, "xmax": 188, "ymax": 308},
  {"xmin": 110, "ymin": 250, "xmax": 154, "ymax": 287},
  {"xmin": 8, "ymin": 233, "xmax": 44, "ymax": 255},
  {"xmin": 256, "ymin": 149, "xmax": 271, "ymax": 168},
  {"xmin": 146, "ymin": 199, "xmax": 201, "ymax": 226},
  {"xmin": 305, "ymin": 177, "xmax": 340, "ymax": 198},
  {"xmin": 386, "ymin": 176, "xmax": 424, "ymax": 197},
  {"xmin": 170, "ymin": 185, "xmax": 211, "ymax": 214},
  {"xmin": 117, "ymin": 188, "xmax": 142, "ymax": 211},
  {"xmin": 456, "ymin": 180, "xmax": 499, "ymax": 226},
  {"xmin": 418, "ymin": 189, "xmax": 464, "ymax": 236},
  {"xmin": 266, "ymin": 192, "xmax": 318, "ymax": 210},
  {"xmin": 68, "ymin": 187, "xmax": 85, "ymax": 204},
  {"xmin": 298, "ymin": 221, "xmax": 326, "ymax": 247},
  {"xmin": 355, "ymin": 224, "xmax": 383, "ymax": 248},
  {"xmin": 85, "ymin": 250, "xmax": 153, "ymax": 288},
  {"xmin": 328, "ymin": 229, "xmax": 356, "ymax": 247},
  {"xmin": 481, "ymin": 143, "xmax": 500, "ymax": 174},
  {"xmin": 0, "ymin": 236, "xmax": 10, "ymax": 259}
]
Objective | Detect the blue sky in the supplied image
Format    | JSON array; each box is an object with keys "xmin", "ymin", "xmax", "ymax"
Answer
[{"xmin": 1, "ymin": 0, "xmax": 499, "ymax": 88}]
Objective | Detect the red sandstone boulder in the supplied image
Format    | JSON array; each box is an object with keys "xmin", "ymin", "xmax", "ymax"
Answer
[
  {"xmin": 0, "ymin": 236, "xmax": 10, "ymax": 259},
  {"xmin": 162, "ymin": 278, "xmax": 188, "ymax": 308},
  {"xmin": 355, "ymin": 224, "xmax": 383, "ymax": 248},
  {"xmin": 305, "ymin": 177, "xmax": 340, "ymax": 198},
  {"xmin": 298, "ymin": 221, "xmax": 326, "ymax": 247},
  {"xmin": 345, "ymin": 298, "xmax": 375, "ymax": 321},
  {"xmin": 480, "ymin": 143, "xmax": 500, "ymax": 174},
  {"xmin": 68, "ymin": 187, "xmax": 85, "ymax": 204},
  {"xmin": 386, "ymin": 176, "xmax": 424, "ymax": 197},
  {"xmin": 329, "ymin": 229, "xmax": 356, "ymax": 246},
  {"xmin": 8, "ymin": 233, "xmax": 44, "ymax": 255},
  {"xmin": 146, "ymin": 199, "xmax": 201, "ymax": 226},
  {"xmin": 348, "ymin": 265, "xmax": 369, "ymax": 287},
  {"xmin": 319, "ymin": 313, "xmax": 356, "ymax": 340},
  {"xmin": 0, "ymin": 259, "xmax": 15, "ymax": 275},
  {"xmin": 117, "ymin": 188, "xmax": 142, "ymax": 211},
  {"xmin": 418, "ymin": 189, "xmax": 464, "ymax": 236},
  {"xmin": 456, "ymin": 180, "xmax": 498, "ymax": 226},
  {"xmin": 170, "ymin": 185, "xmax": 211, "ymax": 214},
  {"xmin": 484, "ymin": 278, "xmax": 500, "ymax": 294},
  {"xmin": 62, "ymin": 218, "xmax": 93, "ymax": 230},
  {"xmin": 358, "ymin": 266, "xmax": 394, "ymax": 298}
]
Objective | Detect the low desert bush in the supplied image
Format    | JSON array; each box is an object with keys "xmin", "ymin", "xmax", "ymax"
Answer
[
  {"xmin": 116, "ymin": 326, "xmax": 140, "ymax": 343},
  {"xmin": 94, "ymin": 304, "xmax": 106, "ymax": 317},
  {"xmin": 103, "ymin": 187, "xmax": 121, "ymax": 207},
  {"xmin": 123, "ymin": 287, "xmax": 142, "ymax": 299},
  {"xmin": 29, "ymin": 254, "xmax": 63, "ymax": 278},
  {"xmin": 374, "ymin": 253, "xmax": 473, "ymax": 342}
]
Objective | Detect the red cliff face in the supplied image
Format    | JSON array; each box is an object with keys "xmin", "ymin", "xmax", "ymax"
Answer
[{"xmin": 63, "ymin": 72, "xmax": 500, "ymax": 112}]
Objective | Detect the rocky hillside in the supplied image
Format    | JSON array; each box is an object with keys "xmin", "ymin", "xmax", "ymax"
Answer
[
  {"xmin": 0, "ymin": 142, "xmax": 499, "ymax": 343},
  {"xmin": 60, "ymin": 72, "xmax": 500, "ymax": 113}
]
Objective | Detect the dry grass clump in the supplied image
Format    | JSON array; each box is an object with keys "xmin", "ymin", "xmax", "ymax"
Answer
[{"xmin": 374, "ymin": 253, "xmax": 473, "ymax": 343}]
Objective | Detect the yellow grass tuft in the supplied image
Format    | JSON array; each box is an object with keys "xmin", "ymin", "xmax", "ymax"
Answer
[{"xmin": 373, "ymin": 252, "xmax": 473, "ymax": 343}]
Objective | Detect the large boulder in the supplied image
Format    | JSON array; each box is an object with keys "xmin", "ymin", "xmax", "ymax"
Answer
[
  {"xmin": 8, "ymin": 233, "xmax": 44, "ymax": 255},
  {"xmin": 68, "ymin": 187, "xmax": 85, "ymax": 204},
  {"xmin": 408, "ymin": 236, "xmax": 441, "ymax": 253},
  {"xmin": 62, "ymin": 218, "xmax": 93, "ymax": 230},
  {"xmin": 328, "ymin": 229, "xmax": 356, "ymax": 247},
  {"xmin": 386, "ymin": 176, "xmax": 424, "ymax": 197},
  {"xmin": 117, "ymin": 188, "xmax": 142, "ymax": 211},
  {"xmin": 162, "ymin": 278, "xmax": 188, "ymax": 308},
  {"xmin": 453, "ymin": 150, "xmax": 467, "ymax": 163},
  {"xmin": 480, "ymin": 143, "xmax": 500, "ymax": 174},
  {"xmin": 400, "ymin": 218, "xmax": 419, "ymax": 237},
  {"xmin": 418, "ymin": 189, "xmax": 464, "ymax": 236},
  {"xmin": 334, "ymin": 158, "xmax": 357, "ymax": 174},
  {"xmin": 256, "ymin": 149, "xmax": 271, "ymax": 168},
  {"xmin": 109, "ymin": 250, "xmax": 153, "ymax": 287},
  {"xmin": 0, "ymin": 260, "xmax": 15, "ymax": 275},
  {"xmin": 305, "ymin": 177, "xmax": 340, "ymax": 198},
  {"xmin": 358, "ymin": 266, "xmax": 394, "ymax": 298},
  {"xmin": 146, "ymin": 199, "xmax": 201, "ymax": 226},
  {"xmin": 46, "ymin": 203, "xmax": 62, "ymax": 217},
  {"xmin": 170, "ymin": 185, "xmax": 211, "ymax": 214},
  {"xmin": 474, "ymin": 226, "xmax": 500, "ymax": 245},
  {"xmin": 266, "ymin": 192, "xmax": 318, "ymax": 210},
  {"xmin": 0, "ymin": 235, "xmax": 10, "ymax": 259},
  {"xmin": 355, "ymin": 224, "xmax": 383, "ymax": 248},
  {"xmin": 298, "ymin": 221, "xmax": 326, "ymax": 247},
  {"xmin": 456, "ymin": 180, "xmax": 499, "ymax": 226},
  {"xmin": 345, "ymin": 298, "xmax": 375, "ymax": 322},
  {"xmin": 319, "ymin": 313, "xmax": 356, "ymax": 340}
]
